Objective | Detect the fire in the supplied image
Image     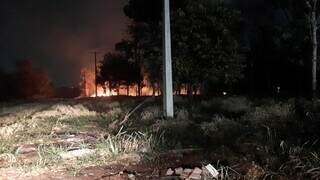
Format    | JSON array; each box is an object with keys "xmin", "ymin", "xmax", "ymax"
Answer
[
  {"xmin": 80, "ymin": 68, "xmax": 161, "ymax": 97},
  {"xmin": 90, "ymin": 85, "xmax": 117, "ymax": 97},
  {"xmin": 80, "ymin": 68, "xmax": 199, "ymax": 97},
  {"xmin": 90, "ymin": 84, "xmax": 159, "ymax": 97}
]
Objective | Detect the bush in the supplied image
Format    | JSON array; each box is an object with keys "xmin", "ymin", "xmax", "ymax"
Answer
[
  {"xmin": 200, "ymin": 115, "xmax": 244, "ymax": 145},
  {"xmin": 242, "ymin": 102, "xmax": 294, "ymax": 127},
  {"xmin": 140, "ymin": 106, "xmax": 161, "ymax": 121}
]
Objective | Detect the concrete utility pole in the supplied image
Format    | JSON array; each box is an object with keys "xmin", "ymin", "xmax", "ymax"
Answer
[
  {"xmin": 94, "ymin": 52, "xmax": 98, "ymax": 97},
  {"xmin": 163, "ymin": 0, "xmax": 174, "ymax": 118},
  {"xmin": 90, "ymin": 51, "xmax": 99, "ymax": 97}
]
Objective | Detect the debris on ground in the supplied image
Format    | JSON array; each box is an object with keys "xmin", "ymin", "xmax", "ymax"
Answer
[
  {"xmin": 15, "ymin": 144, "xmax": 37, "ymax": 155},
  {"xmin": 166, "ymin": 168, "xmax": 174, "ymax": 176},
  {"xmin": 59, "ymin": 149, "xmax": 95, "ymax": 160},
  {"xmin": 164, "ymin": 164, "xmax": 220, "ymax": 180},
  {"xmin": 205, "ymin": 163, "xmax": 219, "ymax": 178}
]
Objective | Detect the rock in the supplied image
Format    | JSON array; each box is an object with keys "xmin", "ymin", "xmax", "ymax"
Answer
[
  {"xmin": 166, "ymin": 168, "xmax": 174, "ymax": 176},
  {"xmin": 192, "ymin": 167, "xmax": 202, "ymax": 174},
  {"xmin": 188, "ymin": 167, "xmax": 202, "ymax": 180},
  {"xmin": 128, "ymin": 174, "xmax": 136, "ymax": 180},
  {"xmin": 15, "ymin": 144, "xmax": 37, "ymax": 154},
  {"xmin": 59, "ymin": 149, "xmax": 95, "ymax": 159},
  {"xmin": 174, "ymin": 167, "xmax": 183, "ymax": 175},
  {"xmin": 184, "ymin": 168, "xmax": 193, "ymax": 174},
  {"xmin": 180, "ymin": 168, "xmax": 193, "ymax": 179},
  {"xmin": 189, "ymin": 174, "xmax": 201, "ymax": 180}
]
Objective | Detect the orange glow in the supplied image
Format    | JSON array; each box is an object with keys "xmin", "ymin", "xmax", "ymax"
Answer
[
  {"xmin": 80, "ymin": 68, "xmax": 199, "ymax": 97},
  {"xmin": 80, "ymin": 68, "xmax": 161, "ymax": 97},
  {"xmin": 90, "ymin": 86, "xmax": 112, "ymax": 97}
]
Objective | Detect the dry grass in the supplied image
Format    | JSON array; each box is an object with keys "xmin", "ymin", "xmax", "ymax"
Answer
[
  {"xmin": 0, "ymin": 97, "xmax": 319, "ymax": 179},
  {"xmin": 0, "ymin": 100, "xmax": 155, "ymax": 177}
]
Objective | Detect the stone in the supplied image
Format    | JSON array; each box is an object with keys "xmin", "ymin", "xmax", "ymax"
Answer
[
  {"xmin": 188, "ymin": 167, "xmax": 202, "ymax": 180},
  {"xmin": 184, "ymin": 168, "xmax": 193, "ymax": 174},
  {"xmin": 189, "ymin": 173, "xmax": 201, "ymax": 180},
  {"xmin": 192, "ymin": 167, "xmax": 202, "ymax": 174},
  {"xmin": 128, "ymin": 174, "xmax": 136, "ymax": 180},
  {"xmin": 180, "ymin": 168, "xmax": 193, "ymax": 179},
  {"xmin": 174, "ymin": 167, "xmax": 183, "ymax": 175},
  {"xmin": 166, "ymin": 168, "xmax": 174, "ymax": 176},
  {"xmin": 59, "ymin": 149, "xmax": 95, "ymax": 159},
  {"xmin": 15, "ymin": 144, "xmax": 37, "ymax": 155}
]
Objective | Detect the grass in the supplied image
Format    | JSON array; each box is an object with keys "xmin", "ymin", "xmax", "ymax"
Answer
[
  {"xmin": 0, "ymin": 97, "xmax": 319, "ymax": 179},
  {"xmin": 96, "ymin": 127, "xmax": 154, "ymax": 157},
  {"xmin": 0, "ymin": 103, "xmax": 155, "ymax": 175}
]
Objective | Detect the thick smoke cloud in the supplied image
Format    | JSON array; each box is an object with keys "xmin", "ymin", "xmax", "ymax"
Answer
[{"xmin": 0, "ymin": 0, "xmax": 129, "ymax": 86}]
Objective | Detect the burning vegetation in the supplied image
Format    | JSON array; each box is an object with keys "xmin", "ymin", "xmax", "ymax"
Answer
[
  {"xmin": 79, "ymin": 67, "xmax": 193, "ymax": 98},
  {"xmin": 80, "ymin": 68, "xmax": 161, "ymax": 97}
]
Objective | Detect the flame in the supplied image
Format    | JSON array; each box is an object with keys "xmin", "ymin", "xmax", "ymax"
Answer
[
  {"xmin": 90, "ymin": 85, "xmax": 159, "ymax": 97},
  {"xmin": 90, "ymin": 86, "xmax": 113, "ymax": 97}
]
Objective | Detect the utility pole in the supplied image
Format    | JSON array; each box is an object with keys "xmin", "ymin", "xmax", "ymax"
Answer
[
  {"xmin": 90, "ymin": 51, "xmax": 99, "ymax": 97},
  {"xmin": 163, "ymin": 0, "xmax": 174, "ymax": 118},
  {"xmin": 94, "ymin": 52, "xmax": 98, "ymax": 97}
]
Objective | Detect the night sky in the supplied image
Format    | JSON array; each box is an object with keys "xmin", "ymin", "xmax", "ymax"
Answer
[
  {"xmin": 0, "ymin": 0, "xmax": 129, "ymax": 86},
  {"xmin": 0, "ymin": 0, "xmax": 266, "ymax": 87}
]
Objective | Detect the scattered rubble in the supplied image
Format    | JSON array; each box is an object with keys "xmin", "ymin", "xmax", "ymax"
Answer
[
  {"xmin": 189, "ymin": 167, "xmax": 202, "ymax": 180},
  {"xmin": 164, "ymin": 164, "xmax": 219, "ymax": 179}
]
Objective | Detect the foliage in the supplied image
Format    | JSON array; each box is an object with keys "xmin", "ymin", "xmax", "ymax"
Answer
[
  {"xmin": 0, "ymin": 60, "xmax": 54, "ymax": 100},
  {"xmin": 99, "ymin": 52, "xmax": 142, "ymax": 95},
  {"xmin": 172, "ymin": 1, "xmax": 244, "ymax": 93},
  {"xmin": 121, "ymin": 0, "xmax": 245, "ymax": 96}
]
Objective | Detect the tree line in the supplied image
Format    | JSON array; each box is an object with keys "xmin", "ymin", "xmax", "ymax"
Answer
[
  {"xmin": 97, "ymin": 0, "xmax": 320, "ymax": 98},
  {"xmin": 98, "ymin": 0, "xmax": 244, "ymax": 97}
]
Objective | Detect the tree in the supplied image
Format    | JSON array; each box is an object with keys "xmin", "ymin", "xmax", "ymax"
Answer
[
  {"xmin": 121, "ymin": 23, "xmax": 163, "ymax": 96},
  {"xmin": 98, "ymin": 53, "xmax": 143, "ymax": 96},
  {"xmin": 269, "ymin": 0, "xmax": 320, "ymax": 98},
  {"xmin": 15, "ymin": 60, "xmax": 54, "ymax": 99},
  {"xmin": 171, "ymin": 0, "xmax": 244, "ymax": 96},
  {"xmin": 123, "ymin": 0, "xmax": 245, "ymax": 97},
  {"xmin": 305, "ymin": 0, "xmax": 319, "ymax": 99},
  {"xmin": 115, "ymin": 38, "xmax": 144, "ymax": 96}
]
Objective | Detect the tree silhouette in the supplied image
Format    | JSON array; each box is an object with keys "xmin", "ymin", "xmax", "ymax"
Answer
[
  {"xmin": 15, "ymin": 60, "xmax": 54, "ymax": 99},
  {"xmin": 99, "ymin": 53, "xmax": 143, "ymax": 96}
]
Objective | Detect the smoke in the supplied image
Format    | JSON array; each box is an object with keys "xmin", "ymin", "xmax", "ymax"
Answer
[{"xmin": 0, "ymin": 0, "xmax": 129, "ymax": 86}]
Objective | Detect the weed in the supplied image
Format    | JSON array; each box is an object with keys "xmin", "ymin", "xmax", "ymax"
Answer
[{"xmin": 96, "ymin": 127, "xmax": 153, "ymax": 157}]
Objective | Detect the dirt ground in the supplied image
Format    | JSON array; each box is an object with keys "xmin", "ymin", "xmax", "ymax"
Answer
[{"xmin": 0, "ymin": 97, "xmax": 319, "ymax": 179}]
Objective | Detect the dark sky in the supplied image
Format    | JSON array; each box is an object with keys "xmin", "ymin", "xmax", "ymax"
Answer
[
  {"xmin": 0, "ymin": 0, "xmax": 267, "ymax": 87},
  {"xmin": 0, "ymin": 0, "xmax": 129, "ymax": 86}
]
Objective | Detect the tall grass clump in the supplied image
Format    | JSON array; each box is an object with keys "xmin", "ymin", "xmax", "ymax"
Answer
[
  {"xmin": 96, "ymin": 127, "xmax": 154, "ymax": 157},
  {"xmin": 242, "ymin": 101, "xmax": 294, "ymax": 128}
]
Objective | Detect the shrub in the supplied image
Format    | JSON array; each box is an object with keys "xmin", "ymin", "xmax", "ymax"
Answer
[
  {"xmin": 243, "ymin": 102, "xmax": 294, "ymax": 127},
  {"xmin": 200, "ymin": 115, "xmax": 244, "ymax": 145},
  {"xmin": 140, "ymin": 106, "xmax": 161, "ymax": 122}
]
